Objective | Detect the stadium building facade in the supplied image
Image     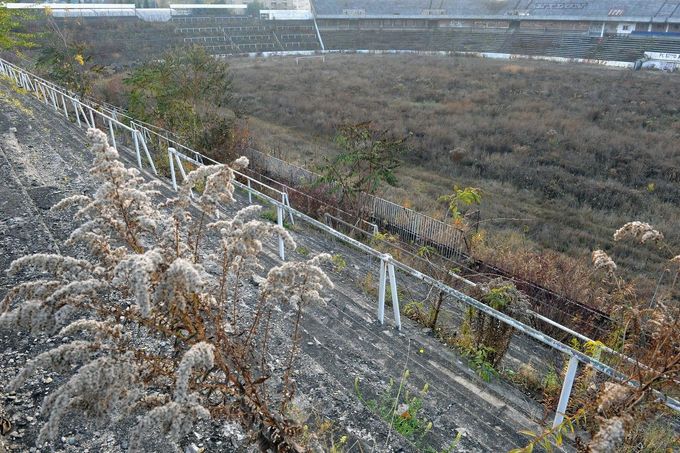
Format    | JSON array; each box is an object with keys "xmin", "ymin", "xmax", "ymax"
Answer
[{"xmin": 313, "ymin": 0, "xmax": 680, "ymax": 37}]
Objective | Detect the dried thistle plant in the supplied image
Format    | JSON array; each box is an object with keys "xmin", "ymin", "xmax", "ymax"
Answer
[
  {"xmin": 0, "ymin": 128, "xmax": 332, "ymax": 452},
  {"xmin": 516, "ymin": 221, "xmax": 679, "ymax": 452},
  {"xmin": 613, "ymin": 221, "xmax": 664, "ymax": 244},
  {"xmin": 591, "ymin": 250, "xmax": 617, "ymax": 274},
  {"xmin": 584, "ymin": 222, "xmax": 680, "ymax": 451}
]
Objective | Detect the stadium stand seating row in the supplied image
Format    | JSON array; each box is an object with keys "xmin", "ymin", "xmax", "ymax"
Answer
[
  {"xmin": 313, "ymin": 0, "xmax": 680, "ymax": 22},
  {"xmin": 169, "ymin": 15, "xmax": 680, "ymax": 61},
  {"xmin": 320, "ymin": 28, "xmax": 680, "ymax": 61},
  {"xmin": 173, "ymin": 17, "xmax": 321, "ymax": 53}
]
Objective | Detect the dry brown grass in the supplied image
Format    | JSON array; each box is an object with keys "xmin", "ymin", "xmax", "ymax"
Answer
[
  {"xmin": 500, "ymin": 64, "xmax": 535, "ymax": 74},
  {"xmin": 229, "ymin": 54, "xmax": 680, "ymax": 279}
]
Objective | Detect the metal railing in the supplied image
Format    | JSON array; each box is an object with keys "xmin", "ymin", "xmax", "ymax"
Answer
[
  {"xmin": 241, "ymin": 147, "xmax": 467, "ymax": 259},
  {"xmin": 1, "ymin": 57, "xmax": 677, "ymax": 432}
]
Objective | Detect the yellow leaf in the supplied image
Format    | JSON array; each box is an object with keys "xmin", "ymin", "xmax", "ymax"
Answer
[{"xmin": 74, "ymin": 54, "xmax": 85, "ymax": 66}]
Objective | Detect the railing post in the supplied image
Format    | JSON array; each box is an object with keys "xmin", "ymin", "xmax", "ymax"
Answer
[
  {"xmin": 284, "ymin": 192, "xmax": 294, "ymax": 224},
  {"xmin": 72, "ymin": 100, "xmax": 81, "ymax": 127},
  {"xmin": 108, "ymin": 120, "xmax": 117, "ymax": 150},
  {"xmin": 24, "ymin": 74, "xmax": 33, "ymax": 93},
  {"xmin": 60, "ymin": 93, "xmax": 68, "ymax": 119},
  {"xmin": 553, "ymin": 355, "xmax": 579, "ymax": 428},
  {"xmin": 133, "ymin": 129, "xmax": 142, "ymax": 169},
  {"xmin": 387, "ymin": 262, "xmax": 402, "ymax": 330},
  {"xmin": 168, "ymin": 148, "xmax": 177, "ymax": 191},
  {"xmin": 37, "ymin": 83, "xmax": 47, "ymax": 104},
  {"xmin": 49, "ymin": 89, "xmax": 58, "ymax": 111},
  {"xmin": 247, "ymin": 179, "xmax": 252, "ymax": 203},
  {"xmin": 174, "ymin": 153, "xmax": 188, "ymax": 182},
  {"xmin": 79, "ymin": 104, "xmax": 91, "ymax": 128},
  {"xmin": 277, "ymin": 204, "xmax": 285, "ymax": 260},
  {"xmin": 377, "ymin": 257, "xmax": 387, "ymax": 324},
  {"xmin": 137, "ymin": 130, "xmax": 157, "ymax": 175},
  {"xmin": 281, "ymin": 193, "xmax": 289, "ymax": 224}
]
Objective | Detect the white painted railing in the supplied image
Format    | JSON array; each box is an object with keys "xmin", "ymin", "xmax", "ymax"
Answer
[{"xmin": 1, "ymin": 57, "xmax": 677, "ymax": 428}]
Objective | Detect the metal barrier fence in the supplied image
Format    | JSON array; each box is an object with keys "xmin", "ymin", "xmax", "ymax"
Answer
[
  {"xmin": 241, "ymin": 147, "xmax": 467, "ymax": 259},
  {"xmin": 1, "ymin": 57, "xmax": 677, "ymax": 434}
]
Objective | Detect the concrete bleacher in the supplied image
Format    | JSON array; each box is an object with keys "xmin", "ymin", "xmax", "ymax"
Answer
[
  {"xmin": 587, "ymin": 34, "xmax": 680, "ymax": 60},
  {"xmin": 313, "ymin": 0, "xmax": 680, "ymax": 22},
  {"xmin": 320, "ymin": 27, "xmax": 680, "ymax": 61},
  {"xmin": 500, "ymin": 30, "xmax": 597, "ymax": 59},
  {"xmin": 173, "ymin": 17, "xmax": 321, "ymax": 54},
  {"xmin": 170, "ymin": 12, "xmax": 680, "ymax": 61}
]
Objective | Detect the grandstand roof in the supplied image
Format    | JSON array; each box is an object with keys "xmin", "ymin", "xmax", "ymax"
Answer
[
  {"xmin": 313, "ymin": 0, "xmax": 680, "ymax": 23},
  {"xmin": 2, "ymin": 3, "xmax": 137, "ymax": 17},
  {"xmin": 4, "ymin": 3, "xmax": 135, "ymax": 9}
]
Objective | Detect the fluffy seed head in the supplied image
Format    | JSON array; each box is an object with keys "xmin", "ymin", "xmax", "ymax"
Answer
[
  {"xmin": 175, "ymin": 342, "xmax": 215, "ymax": 402},
  {"xmin": 589, "ymin": 416, "xmax": 629, "ymax": 453},
  {"xmin": 613, "ymin": 221, "xmax": 663, "ymax": 244},
  {"xmin": 592, "ymin": 250, "xmax": 617, "ymax": 274}
]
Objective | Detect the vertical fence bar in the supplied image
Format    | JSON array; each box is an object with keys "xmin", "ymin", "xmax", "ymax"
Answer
[
  {"xmin": 553, "ymin": 355, "xmax": 579, "ymax": 428},
  {"xmin": 168, "ymin": 148, "xmax": 177, "ymax": 191},
  {"xmin": 247, "ymin": 179, "xmax": 252, "ymax": 204},
  {"xmin": 38, "ymin": 84, "xmax": 47, "ymax": 104},
  {"xmin": 72, "ymin": 101, "xmax": 81, "ymax": 127},
  {"xmin": 133, "ymin": 129, "xmax": 142, "ymax": 169},
  {"xmin": 79, "ymin": 104, "xmax": 91, "ymax": 128},
  {"xmin": 108, "ymin": 120, "xmax": 117, "ymax": 150},
  {"xmin": 277, "ymin": 204, "xmax": 285, "ymax": 260},
  {"xmin": 174, "ymin": 153, "xmax": 188, "ymax": 181},
  {"xmin": 387, "ymin": 262, "xmax": 402, "ymax": 330},
  {"xmin": 49, "ymin": 90, "xmax": 58, "ymax": 111},
  {"xmin": 137, "ymin": 131, "xmax": 157, "ymax": 175},
  {"xmin": 60, "ymin": 93, "xmax": 69, "ymax": 119},
  {"xmin": 89, "ymin": 108, "xmax": 95, "ymax": 129},
  {"xmin": 377, "ymin": 258, "xmax": 387, "ymax": 324},
  {"xmin": 283, "ymin": 192, "xmax": 294, "ymax": 225},
  {"xmin": 24, "ymin": 74, "xmax": 33, "ymax": 92},
  {"xmin": 287, "ymin": 193, "xmax": 294, "ymax": 224},
  {"xmin": 37, "ymin": 83, "xmax": 46, "ymax": 103}
]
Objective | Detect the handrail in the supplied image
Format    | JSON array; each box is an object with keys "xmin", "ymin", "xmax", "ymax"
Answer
[{"xmin": 1, "ymin": 56, "xmax": 677, "ymax": 419}]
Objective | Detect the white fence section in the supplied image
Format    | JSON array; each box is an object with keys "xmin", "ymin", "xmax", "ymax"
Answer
[
  {"xmin": 260, "ymin": 10, "xmax": 314, "ymax": 20},
  {"xmin": 1, "ymin": 57, "xmax": 678, "ymax": 429}
]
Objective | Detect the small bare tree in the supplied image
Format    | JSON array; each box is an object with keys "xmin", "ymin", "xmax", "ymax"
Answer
[{"xmin": 316, "ymin": 122, "xmax": 410, "ymax": 210}]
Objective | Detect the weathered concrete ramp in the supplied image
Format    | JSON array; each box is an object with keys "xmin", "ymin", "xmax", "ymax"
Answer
[{"xmin": 0, "ymin": 81, "xmax": 552, "ymax": 452}]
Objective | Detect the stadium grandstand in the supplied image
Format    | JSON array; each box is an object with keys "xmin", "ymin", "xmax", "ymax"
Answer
[
  {"xmin": 314, "ymin": 0, "xmax": 680, "ymax": 27},
  {"xmin": 4, "ymin": 0, "xmax": 679, "ymax": 65},
  {"xmin": 169, "ymin": 0, "xmax": 680, "ymax": 65},
  {"xmin": 309, "ymin": 0, "xmax": 680, "ymax": 66},
  {"xmin": 313, "ymin": 0, "xmax": 680, "ymax": 36}
]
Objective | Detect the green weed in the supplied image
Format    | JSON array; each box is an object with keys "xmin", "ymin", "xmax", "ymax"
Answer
[
  {"xmin": 355, "ymin": 372, "xmax": 435, "ymax": 448},
  {"xmin": 331, "ymin": 254, "xmax": 347, "ymax": 272}
]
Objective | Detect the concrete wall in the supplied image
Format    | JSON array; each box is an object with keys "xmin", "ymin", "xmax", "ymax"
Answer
[{"xmin": 260, "ymin": 9, "xmax": 313, "ymax": 19}]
